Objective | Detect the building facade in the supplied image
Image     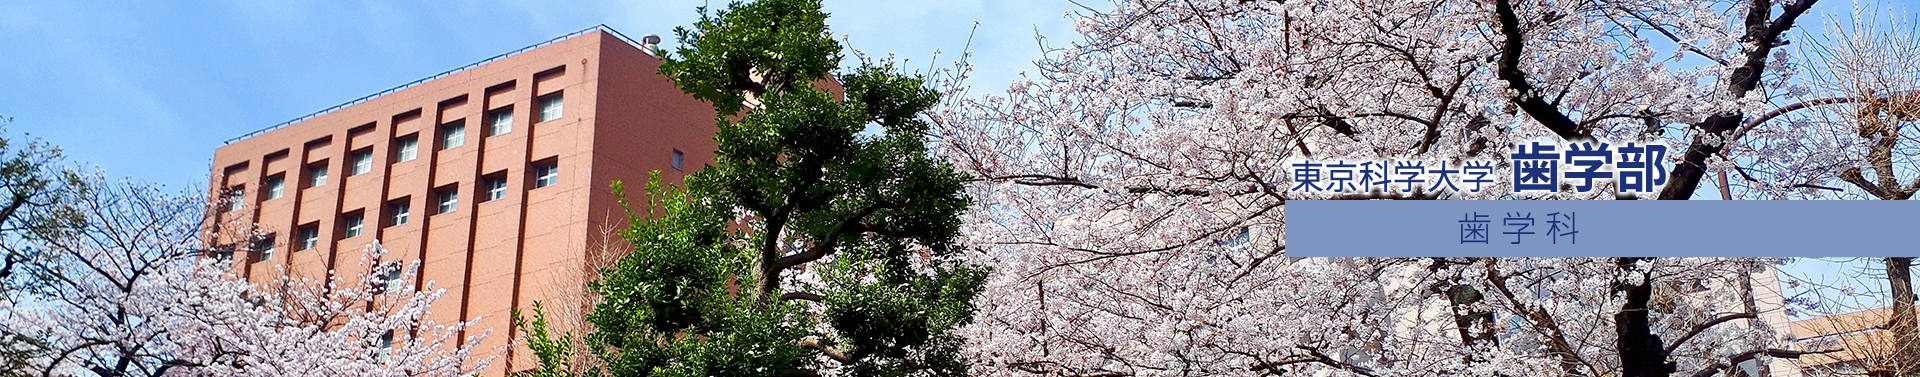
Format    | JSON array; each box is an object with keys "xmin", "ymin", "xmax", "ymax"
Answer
[
  {"xmin": 206, "ymin": 27, "xmax": 713, "ymax": 375},
  {"xmin": 1790, "ymin": 307, "xmax": 1918, "ymax": 377}
]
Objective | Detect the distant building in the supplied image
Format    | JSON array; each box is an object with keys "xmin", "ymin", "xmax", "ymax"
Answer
[
  {"xmin": 206, "ymin": 26, "xmax": 713, "ymax": 376},
  {"xmin": 1789, "ymin": 307, "xmax": 1917, "ymax": 377}
]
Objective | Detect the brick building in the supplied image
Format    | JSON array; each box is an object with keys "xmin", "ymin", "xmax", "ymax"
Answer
[{"xmin": 206, "ymin": 26, "xmax": 712, "ymax": 375}]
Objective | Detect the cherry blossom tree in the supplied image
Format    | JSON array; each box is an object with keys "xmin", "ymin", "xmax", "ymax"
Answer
[
  {"xmin": 0, "ymin": 181, "xmax": 488, "ymax": 377},
  {"xmin": 927, "ymin": 0, "xmax": 1867, "ymax": 376},
  {"xmin": 1723, "ymin": 7, "xmax": 1920, "ymax": 200},
  {"xmin": 1719, "ymin": 11, "xmax": 1919, "ymax": 372}
]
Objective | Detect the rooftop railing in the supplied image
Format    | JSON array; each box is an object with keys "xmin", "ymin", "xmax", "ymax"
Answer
[{"xmin": 222, "ymin": 24, "xmax": 647, "ymax": 145}]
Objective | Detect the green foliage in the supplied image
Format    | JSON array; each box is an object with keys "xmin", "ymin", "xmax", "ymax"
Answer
[
  {"xmin": 0, "ymin": 332, "xmax": 42, "ymax": 377},
  {"xmin": 818, "ymin": 245, "xmax": 984, "ymax": 377},
  {"xmin": 659, "ymin": 0, "xmax": 841, "ymax": 116},
  {"xmin": 0, "ymin": 119, "xmax": 89, "ymax": 375},
  {"xmin": 0, "ymin": 122, "xmax": 90, "ymax": 294},
  {"xmin": 518, "ymin": 304, "xmax": 577, "ymax": 377},
  {"xmin": 519, "ymin": 1, "xmax": 984, "ymax": 376}
]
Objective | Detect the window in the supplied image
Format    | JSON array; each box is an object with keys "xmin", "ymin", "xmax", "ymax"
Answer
[
  {"xmin": 388, "ymin": 200, "xmax": 410, "ymax": 226},
  {"xmin": 350, "ymin": 149, "xmax": 373, "ymax": 175},
  {"xmin": 436, "ymin": 188, "xmax": 458, "ymax": 214},
  {"xmin": 440, "ymin": 122, "xmax": 466, "ymax": 150},
  {"xmin": 395, "ymin": 135, "xmax": 419, "ymax": 162},
  {"xmin": 533, "ymin": 162, "xmax": 559, "ymax": 188},
  {"xmin": 298, "ymin": 225, "xmax": 319, "ymax": 250},
  {"xmin": 210, "ymin": 245, "xmax": 236, "ymax": 263},
  {"xmin": 372, "ymin": 262, "xmax": 403, "ymax": 295},
  {"xmin": 381, "ymin": 263, "xmax": 402, "ymax": 282},
  {"xmin": 374, "ymin": 330, "xmax": 395, "ymax": 362},
  {"xmin": 488, "ymin": 107, "xmax": 513, "ymax": 136},
  {"xmin": 538, "ymin": 94, "xmax": 563, "ymax": 122},
  {"xmin": 264, "ymin": 175, "xmax": 285, "ymax": 200},
  {"xmin": 210, "ymin": 246, "xmax": 241, "ymax": 262},
  {"xmin": 253, "ymin": 234, "xmax": 276, "ymax": 262},
  {"xmin": 484, "ymin": 176, "xmax": 508, "ymax": 201},
  {"xmin": 223, "ymin": 186, "xmax": 245, "ymax": 212},
  {"xmin": 308, "ymin": 163, "xmax": 329, "ymax": 188},
  {"xmin": 671, "ymin": 149, "xmax": 685, "ymax": 171},
  {"xmin": 342, "ymin": 212, "xmax": 364, "ymax": 238}
]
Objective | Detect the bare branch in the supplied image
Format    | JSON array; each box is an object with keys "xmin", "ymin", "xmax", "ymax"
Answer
[{"xmin": 1664, "ymin": 312, "xmax": 1758, "ymax": 354}]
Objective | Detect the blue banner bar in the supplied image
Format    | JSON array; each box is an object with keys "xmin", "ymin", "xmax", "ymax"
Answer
[{"xmin": 1286, "ymin": 200, "xmax": 1920, "ymax": 257}]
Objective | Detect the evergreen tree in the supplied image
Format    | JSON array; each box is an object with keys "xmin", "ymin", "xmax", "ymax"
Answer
[{"xmin": 524, "ymin": 1, "xmax": 983, "ymax": 376}]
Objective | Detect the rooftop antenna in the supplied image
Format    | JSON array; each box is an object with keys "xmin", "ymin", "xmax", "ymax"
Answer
[{"xmin": 642, "ymin": 34, "xmax": 662, "ymax": 57}]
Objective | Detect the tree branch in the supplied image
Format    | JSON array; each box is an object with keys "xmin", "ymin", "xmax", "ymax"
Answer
[
  {"xmin": 984, "ymin": 174, "xmax": 1099, "ymax": 189},
  {"xmin": 797, "ymin": 336, "xmax": 852, "ymax": 364},
  {"xmin": 1244, "ymin": 346, "xmax": 1379, "ymax": 377},
  {"xmin": 1493, "ymin": 0, "xmax": 1586, "ymax": 141},
  {"xmin": 1008, "ymin": 360, "xmax": 1132, "ymax": 377},
  {"xmin": 772, "ymin": 204, "xmax": 890, "ymax": 270},
  {"xmin": 1838, "ymin": 168, "xmax": 1908, "ymax": 200},
  {"xmin": 780, "ymin": 291, "xmax": 825, "ymax": 302},
  {"xmin": 723, "ymin": 77, "xmax": 769, "ymax": 96},
  {"xmin": 1611, "ymin": 6, "xmax": 1731, "ymax": 66},
  {"xmin": 1664, "ymin": 312, "xmax": 1758, "ymax": 354},
  {"xmin": 1481, "ymin": 257, "xmax": 1597, "ymax": 375},
  {"xmin": 1728, "ymin": 91, "xmax": 1920, "ymax": 147},
  {"xmin": 1659, "ymin": 0, "xmax": 1820, "ymax": 200},
  {"xmin": 1688, "ymin": 348, "xmax": 1843, "ymax": 377}
]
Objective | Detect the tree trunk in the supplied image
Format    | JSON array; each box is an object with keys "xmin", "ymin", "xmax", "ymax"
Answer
[
  {"xmin": 1616, "ymin": 257, "xmax": 1675, "ymax": 377},
  {"xmin": 1433, "ymin": 258, "xmax": 1498, "ymax": 351},
  {"xmin": 1740, "ymin": 260, "xmax": 1771, "ymax": 377},
  {"xmin": 1887, "ymin": 257, "xmax": 1916, "ymax": 376},
  {"xmin": 1448, "ymin": 284, "xmax": 1498, "ymax": 348}
]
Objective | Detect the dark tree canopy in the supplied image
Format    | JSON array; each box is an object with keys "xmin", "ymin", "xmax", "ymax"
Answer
[{"xmin": 523, "ymin": 1, "xmax": 983, "ymax": 376}]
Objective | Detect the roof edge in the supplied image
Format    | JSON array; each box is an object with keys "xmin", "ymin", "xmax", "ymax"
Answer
[{"xmin": 223, "ymin": 24, "xmax": 647, "ymax": 145}]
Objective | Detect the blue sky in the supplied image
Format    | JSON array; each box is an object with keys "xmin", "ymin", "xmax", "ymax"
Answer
[
  {"xmin": 0, "ymin": 0, "xmax": 1077, "ymax": 189},
  {"xmin": 0, "ymin": 0, "xmax": 1908, "ymax": 189}
]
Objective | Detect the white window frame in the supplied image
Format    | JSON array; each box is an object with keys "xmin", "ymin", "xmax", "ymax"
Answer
[
  {"xmin": 441, "ymin": 123, "xmax": 466, "ymax": 150},
  {"xmin": 372, "ymin": 262, "xmax": 403, "ymax": 295},
  {"xmin": 538, "ymin": 94, "xmax": 564, "ymax": 122},
  {"xmin": 437, "ymin": 190, "xmax": 458, "ymax": 214},
  {"xmin": 264, "ymin": 175, "xmax": 285, "ymax": 199},
  {"xmin": 396, "ymin": 136, "xmax": 419, "ymax": 162},
  {"xmin": 534, "ymin": 163, "xmax": 559, "ymax": 188},
  {"xmin": 489, "ymin": 109, "xmax": 513, "ymax": 136},
  {"xmin": 309, "ymin": 165, "xmax": 328, "ymax": 188},
  {"xmin": 343, "ymin": 214, "xmax": 364, "ymax": 238},
  {"xmin": 255, "ymin": 235, "xmax": 276, "ymax": 261},
  {"xmin": 390, "ymin": 202, "xmax": 410, "ymax": 226},
  {"xmin": 225, "ymin": 187, "xmax": 245, "ymax": 212},
  {"xmin": 485, "ymin": 178, "xmax": 507, "ymax": 201},
  {"xmin": 351, "ymin": 150, "xmax": 373, "ymax": 175},
  {"xmin": 299, "ymin": 226, "xmax": 319, "ymax": 250}
]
